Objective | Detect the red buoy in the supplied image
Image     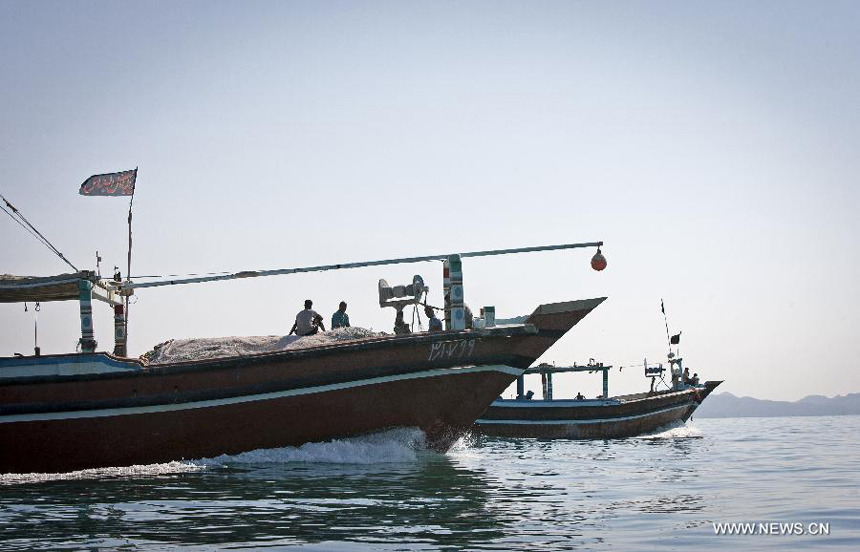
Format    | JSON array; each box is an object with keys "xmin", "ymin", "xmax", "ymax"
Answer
[{"xmin": 591, "ymin": 248, "xmax": 607, "ymax": 271}]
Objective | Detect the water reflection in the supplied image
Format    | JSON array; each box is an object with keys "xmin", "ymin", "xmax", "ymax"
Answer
[
  {"xmin": 0, "ymin": 453, "xmax": 505, "ymax": 550},
  {"xmin": 4, "ymin": 419, "xmax": 857, "ymax": 550},
  {"xmin": 454, "ymin": 429, "xmax": 713, "ymax": 549}
]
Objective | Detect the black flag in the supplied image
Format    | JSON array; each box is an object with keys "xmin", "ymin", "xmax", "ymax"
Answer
[
  {"xmin": 670, "ymin": 332, "xmax": 681, "ymax": 345},
  {"xmin": 80, "ymin": 169, "xmax": 136, "ymax": 196}
]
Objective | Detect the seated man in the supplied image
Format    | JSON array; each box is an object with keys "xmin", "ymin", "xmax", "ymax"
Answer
[
  {"xmin": 289, "ymin": 299, "xmax": 326, "ymax": 336},
  {"xmin": 331, "ymin": 301, "xmax": 350, "ymax": 329},
  {"xmin": 575, "ymin": 392, "xmax": 585, "ymax": 400},
  {"xmin": 425, "ymin": 305, "xmax": 443, "ymax": 332}
]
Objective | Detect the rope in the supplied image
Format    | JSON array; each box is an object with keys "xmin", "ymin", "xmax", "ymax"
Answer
[
  {"xmin": 411, "ymin": 303, "xmax": 424, "ymax": 332},
  {"xmin": 1, "ymin": 203, "xmax": 70, "ymax": 262},
  {"xmin": 1, "ymin": 193, "xmax": 78, "ymax": 271},
  {"xmin": 1, "ymin": 203, "xmax": 47, "ymax": 245}
]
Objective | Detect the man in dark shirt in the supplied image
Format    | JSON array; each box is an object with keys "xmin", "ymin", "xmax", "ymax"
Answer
[
  {"xmin": 331, "ymin": 301, "xmax": 350, "ymax": 329},
  {"xmin": 425, "ymin": 305, "xmax": 442, "ymax": 332}
]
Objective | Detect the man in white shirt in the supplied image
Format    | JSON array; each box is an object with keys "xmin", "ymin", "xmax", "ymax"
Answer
[{"xmin": 289, "ymin": 299, "xmax": 325, "ymax": 336}]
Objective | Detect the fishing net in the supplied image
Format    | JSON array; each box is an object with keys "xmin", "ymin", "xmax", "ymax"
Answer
[{"xmin": 141, "ymin": 326, "xmax": 387, "ymax": 365}]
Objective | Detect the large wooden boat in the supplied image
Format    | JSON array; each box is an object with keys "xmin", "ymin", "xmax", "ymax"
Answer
[
  {"xmin": 1, "ymin": 243, "xmax": 606, "ymax": 473},
  {"xmin": 475, "ymin": 358, "xmax": 722, "ymax": 439}
]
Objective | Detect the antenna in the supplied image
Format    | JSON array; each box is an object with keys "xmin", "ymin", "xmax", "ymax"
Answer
[{"xmin": 661, "ymin": 299, "xmax": 672, "ymax": 355}]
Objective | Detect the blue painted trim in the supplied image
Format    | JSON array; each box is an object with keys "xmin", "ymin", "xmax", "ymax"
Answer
[{"xmin": 0, "ymin": 353, "xmax": 139, "ymax": 370}]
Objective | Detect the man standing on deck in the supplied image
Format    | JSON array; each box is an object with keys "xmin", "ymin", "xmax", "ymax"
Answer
[
  {"xmin": 290, "ymin": 299, "xmax": 325, "ymax": 336},
  {"xmin": 425, "ymin": 305, "xmax": 442, "ymax": 332},
  {"xmin": 331, "ymin": 301, "xmax": 350, "ymax": 329}
]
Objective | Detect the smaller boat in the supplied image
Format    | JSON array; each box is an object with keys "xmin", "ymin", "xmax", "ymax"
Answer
[{"xmin": 474, "ymin": 355, "xmax": 722, "ymax": 439}]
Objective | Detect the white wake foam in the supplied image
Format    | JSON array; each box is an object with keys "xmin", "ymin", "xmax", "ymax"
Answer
[
  {"xmin": 0, "ymin": 460, "xmax": 204, "ymax": 485},
  {"xmin": 197, "ymin": 428, "xmax": 427, "ymax": 466},
  {"xmin": 447, "ymin": 431, "xmax": 477, "ymax": 453},
  {"xmin": 638, "ymin": 422, "xmax": 703, "ymax": 440},
  {"xmin": 1, "ymin": 429, "xmax": 427, "ymax": 484}
]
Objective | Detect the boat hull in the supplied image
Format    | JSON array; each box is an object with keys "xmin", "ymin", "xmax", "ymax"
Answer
[
  {"xmin": 474, "ymin": 381, "xmax": 722, "ymax": 439},
  {"xmin": 2, "ymin": 364, "xmax": 517, "ymax": 473},
  {"xmin": 1, "ymin": 298, "xmax": 605, "ymax": 473}
]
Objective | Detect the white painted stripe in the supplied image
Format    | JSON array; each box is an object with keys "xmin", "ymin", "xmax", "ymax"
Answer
[
  {"xmin": 0, "ymin": 364, "xmax": 522, "ymax": 424},
  {"xmin": 474, "ymin": 403, "xmax": 692, "ymax": 426},
  {"xmin": 489, "ymin": 399, "xmax": 621, "ymax": 408}
]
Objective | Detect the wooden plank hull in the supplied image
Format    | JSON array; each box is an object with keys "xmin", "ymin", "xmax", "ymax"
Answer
[
  {"xmin": 474, "ymin": 381, "xmax": 722, "ymax": 439},
  {"xmin": 2, "ymin": 364, "xmax": 518, "ymax": 473},
  {"xmin": 0, "ymin": 298, "xmax": 605, "ymax": 473}
]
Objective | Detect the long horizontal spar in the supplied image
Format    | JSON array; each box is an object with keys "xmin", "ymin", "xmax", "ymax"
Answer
[
  {"xmin": 523, "ymin": 364, "xmax": 613, "ymax": 374},
  {"xmin": 120, "ymin": 241, "xmax": 604, "ymax": 291}
]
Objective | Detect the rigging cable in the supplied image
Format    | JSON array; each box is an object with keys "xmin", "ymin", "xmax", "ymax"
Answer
[
  {"xmin": 1, "ymin": 193, "xmax": 79, "ymax": 272},
  {"xmin": 0, "ymin": 203, "xmax": 49, "ymax": 248}
]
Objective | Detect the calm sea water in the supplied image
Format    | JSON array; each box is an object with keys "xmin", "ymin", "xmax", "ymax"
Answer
[{"xmin": 1, "ymin": 416, "xmax": 858, "ymax": 550}]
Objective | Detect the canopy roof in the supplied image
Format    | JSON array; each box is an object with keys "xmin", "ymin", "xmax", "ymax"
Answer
[{"xmin": 0, "ymin": 271, "xmax": 113, "ymax": 303}]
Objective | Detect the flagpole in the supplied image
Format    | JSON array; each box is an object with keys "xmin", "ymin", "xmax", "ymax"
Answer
[{"xmin": 124, "ymin": 168, "xmax": 137, "ymax": 355}]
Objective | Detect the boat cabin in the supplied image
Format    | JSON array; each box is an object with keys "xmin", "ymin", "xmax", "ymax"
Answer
[{"xmin": 1, "ymin": 271, "xmax": 130, "ymax": 371}]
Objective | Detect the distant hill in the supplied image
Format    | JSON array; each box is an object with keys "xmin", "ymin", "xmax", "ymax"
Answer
[{"xmin": 695, "ymin": 392, "xmax": 860, "ymax": 418}]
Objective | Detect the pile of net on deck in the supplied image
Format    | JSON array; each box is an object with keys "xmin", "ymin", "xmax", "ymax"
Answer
[{"xmin": 141, "ymin": 327, "xmax": 387, "ymax": 365}]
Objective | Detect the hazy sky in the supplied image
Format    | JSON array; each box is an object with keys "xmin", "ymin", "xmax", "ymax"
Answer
[{"xmin": 2, "ymin": 1, "xmax": 858, "ymax": 401}]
